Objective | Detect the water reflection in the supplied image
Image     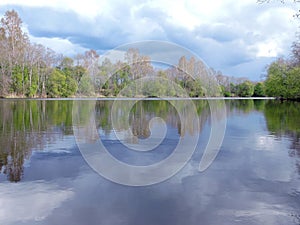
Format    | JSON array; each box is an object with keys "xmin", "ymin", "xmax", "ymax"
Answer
[
  {"xmin": 0, "ymin": 99, "xmax": 212, "ymax": 182},
  {"xmin": 0, "ymin": 99, "xmax": 300, "ymax": 225},
  {"xmin": 1, "ymin": 99, "xmax": 300, "ymax": 181},
  {"xmin": 227, "ymin": 99, "xmax": 300, "ymax": 178},
  {"xmin": 264, "ymin": 100, "xmax": 300, "ymax": 175},
  {"xmin": 0, "ymin": 100, "xmax": 73, "ymax": 182}
]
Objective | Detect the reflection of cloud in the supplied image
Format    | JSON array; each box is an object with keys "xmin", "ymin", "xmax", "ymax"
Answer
[
  {"xmin": 255, "ymin": 135, "xmax": 276, "ymax": 151},
  {"xmin": 0, "ymin": 106, "xmax": 297, "ymax": 225},
  {"xmin": 219, "ymin": 202, "xmax": 292, "ymax": 224},
  {"xmin": 32, "ymin": 135, "xmax": 76, "ymax": 154},
  {"xmin": 252, "ymin": 134, "xmax": 293, "ymax": 182},
  {"xmin": 0, "ymin": 181, "xmax": 74, "ymax": 224}
]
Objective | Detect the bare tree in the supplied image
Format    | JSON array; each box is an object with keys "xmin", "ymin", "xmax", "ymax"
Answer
[
  {"xmin": 257, "ymin": 0, "xmax": 299, "ymax": 3},
  {"xmin": 83, "ymin": 49, "xmax": 100, "ymax": 92},
  {"xmin": 257, "ymin": 0, "xmax": 300, "ymax": 17},
  {"xmin": 125, "ymin": 48, "xmax": 153, "ymax": 79},
  {"xmin": 0, "ymin": 10, "xmax": 28, "ymax": 95}
]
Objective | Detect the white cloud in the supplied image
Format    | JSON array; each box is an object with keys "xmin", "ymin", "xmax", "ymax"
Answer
[
  {"xmin": 30, "ymin": 36, "xmax": 88, "ymax": 56},
  {"xmin": 0, "ymin": 181, "xmax": 74, "ymax": 224},
  {"xmin": 256, "ymin": 41, "xmax": 282, "ymax": 57},
  {"xmin": 0, "ymin": 0, "xmax": 298, "ymax": 78}
]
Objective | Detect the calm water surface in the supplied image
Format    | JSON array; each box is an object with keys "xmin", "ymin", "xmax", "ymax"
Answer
[{"xmin": 0, "ymin": 99, "xmax": 300, "ymax": 225}]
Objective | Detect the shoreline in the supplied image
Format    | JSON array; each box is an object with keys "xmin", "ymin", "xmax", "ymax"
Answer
[{"xmin": 0, "ymin": 97, "xmax": 276, "ymax": 101}]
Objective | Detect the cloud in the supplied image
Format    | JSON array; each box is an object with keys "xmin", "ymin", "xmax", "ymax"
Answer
[
  {"xmin": 223, "ymin": 57, "xmax": 275, "ymax": 80},
  {"xmin": 30, "ymin": 36, "xmax": 88, "ymax": 55},
  {"xmin": 0, "ymin": 0, "xmax": 298, "ymax": 79},
  {"xmin": 0, "ymin": 181, "xmax": 74, "ymax": 224},
  {"xmin": 0, "ymin": 0, "xmax": 108, "ymax": 20}
]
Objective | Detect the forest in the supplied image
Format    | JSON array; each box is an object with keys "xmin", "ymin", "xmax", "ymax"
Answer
[{"xmin": 0, "ymin": 9, "xmax": 298, "ymax": 99}]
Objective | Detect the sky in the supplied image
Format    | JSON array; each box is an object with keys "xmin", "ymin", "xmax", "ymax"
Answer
[{"xmin": 0, "ymin": 0, "xmax": 298, "ymax": 80}]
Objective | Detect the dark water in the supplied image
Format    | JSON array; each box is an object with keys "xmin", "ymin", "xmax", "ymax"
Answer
[{"xmin": 0, "ymin": 99, "xmax": 300, "ymax": 225}]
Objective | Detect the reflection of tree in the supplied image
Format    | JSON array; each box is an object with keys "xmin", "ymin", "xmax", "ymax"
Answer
[
  {"xmin": 4, "ymin": 131, "xmax": 28, "ymax": 182},
  {"xmin": 224, "ymin": 99, "xmax": 269, "ymax": 115},
  {"xmin": 226, "ymin": 99, "xmax": 255, "ymax": 114},
  {"xmin": 130, "ymin": 102, "xmax": 151, "ymax": 139},
  {"xmin": 265, "ymin": 101, "xmax": 300, "ymax": 134},
  {"xmin": 95, "ymin": 100, "xmax": 212, "ymax": 138},
  {"xmin": 264, "ymin": 100, "xmax": 300, "ymax": 174},
  {"xmin": 290, "ymin": 135, "xmax": 300, "ymax": 175},
  {"xmin": 0, "ymin": 100, "xmax": 74, "ymax": 182},
  {"xmin": 0, "ymin": 99, "xmax": 226, "ymax": 182}
]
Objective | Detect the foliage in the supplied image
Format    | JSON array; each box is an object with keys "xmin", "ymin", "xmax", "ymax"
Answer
[
  {"xmin": 253, "ymin": 82, "xmax": 266, "ymax": 97},
  {"xmin": 260, "ymin": 0, "xmax": 300, "ymax": 100},
  {"xmin": 285, "ymin": 66, "xmax": 300, "ymax": 99},
  {"xmin": 235, "ymin": 81, "xmax": 255, "ymax": 97},
  {"xmin": 185, "ymin": 78, "xmax": 204, "ymax": 97},
  {"xmin": 264, "ymin": 100, "xmax": 300, "ymax": 135},
  {"xmin": 265, "ymin": 60, "xmax": 287, "ymax": 97},
  {"xmin": 78, "ymin": 74, "xmax": 94, "ymax": 96},
  {"xmin": 0, "ymin": 10, "xmax": 275, "ymax": 99},
  {"xmin": 46, "ymin": 69, "xmax": 66, "ymax": 97},
  {"xmin": 46, "ymin": 68, "xmax": 78, "ymax": 97},
  {"xmin": 264, "ymin": 59, "xmax": 300, "ymax": 99}
]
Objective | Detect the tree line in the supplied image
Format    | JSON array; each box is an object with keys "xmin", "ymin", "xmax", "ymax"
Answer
[
  {"xmin": 262, "ymin": 39, "xmax": 300, "ymax": 99},
  {"xmin": 0, "ymin": 9, "xmax": 290, "ymax": 98},
  {"xmin": 257, "ymin": 0, "xmax": 300, "ymax": 100},
  {"xmin": 0, "ymin": 10, "xmax": 219, "ymax": 98}
]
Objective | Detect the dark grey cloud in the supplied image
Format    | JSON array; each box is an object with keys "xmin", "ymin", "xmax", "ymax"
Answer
[
  {"xmin": 0, "ymin": 1, "xmax": 297, "ymax": 80},
  {"xmin": 0, "ymin": 6, "xmax": 84, "ymax": 37},
  {"xmin": 198, "ymin": 24, "xmax": 240, "ymax": 43}
]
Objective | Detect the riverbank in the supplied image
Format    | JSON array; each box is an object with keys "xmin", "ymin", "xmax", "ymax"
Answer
[{"xmin": 0, "ymin": 96, "xmax": 276, "ymax": 100}]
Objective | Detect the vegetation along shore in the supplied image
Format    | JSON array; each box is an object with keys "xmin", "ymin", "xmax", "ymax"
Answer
[{"xmin": 0, "ymin": 10, "xmax": 299, "ymax": 99}]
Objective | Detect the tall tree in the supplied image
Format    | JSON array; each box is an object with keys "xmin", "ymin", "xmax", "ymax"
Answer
[
  {"xmin": 0, "ymin": 10, "xmax": 28, "ymax": 95},
  {"xmin": 125, "ymin": 48, "xmax": 153, "ymax": 80},
  {"xmin": 0, "ymin": 26, "xmax": 9, "ymax": 95},
  {"xmin": 84, "ymin": 49, "xmax": 100, "ymax": 91},
  {"xmin": 265, "ymin": 59, "xmax": 288, "ymax": 98}
]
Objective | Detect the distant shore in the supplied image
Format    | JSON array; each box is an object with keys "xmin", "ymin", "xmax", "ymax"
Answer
[{"xmin": 0, "ymin": 96, "xmax": 277, "ymax": 100}]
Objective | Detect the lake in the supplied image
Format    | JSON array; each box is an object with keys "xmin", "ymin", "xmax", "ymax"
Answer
[{"xmin": 0, "ymin": 99, "xmax": 300, "ymax": 225}]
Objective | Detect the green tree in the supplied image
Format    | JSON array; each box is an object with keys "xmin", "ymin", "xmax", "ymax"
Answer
[
  {"xmin": 259, "ymin": 0, "xmax": 300, "ymax": 100},
  {"xmin": 73, "ymin": 66, "xmax": 86, "ymax": 84},
  {"xmin": 58, "ymin": 57, "xmax": 78, "ymax": 97},
  {"xmin": 185, "ymin": 78, "xmax": 203, "ymax": 97},
  {"xmin": 253, "ymin": 82, "xmax": 266, "ymax": 97},
  {"xmin": 236, "ymin": 81, "xmax": 255, "ymax": 97},
  {"xmin": 11, "ymin": 66, "xmax": 23, "ymax": 95},
  {"xmin": 64, "ymin": 74, "xmax": 78, "ymax": 97},
  {"xmin": 46, "ymin": 69, "xmax": 66, "ymax": 97},
  {"xmin": 78, "ymin": 74, "xmax": 94, "ymax": 96},
  {"xmin": 0, "ymin": 10, "xmax": 29, "ymax": 96},
  {"xmin": 285, "ymin": 66, "xmax": 300, "ymax": 98},
  {"xmin": 265, "ymin": 59, "xmax": 288, "ymax": 98}
]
